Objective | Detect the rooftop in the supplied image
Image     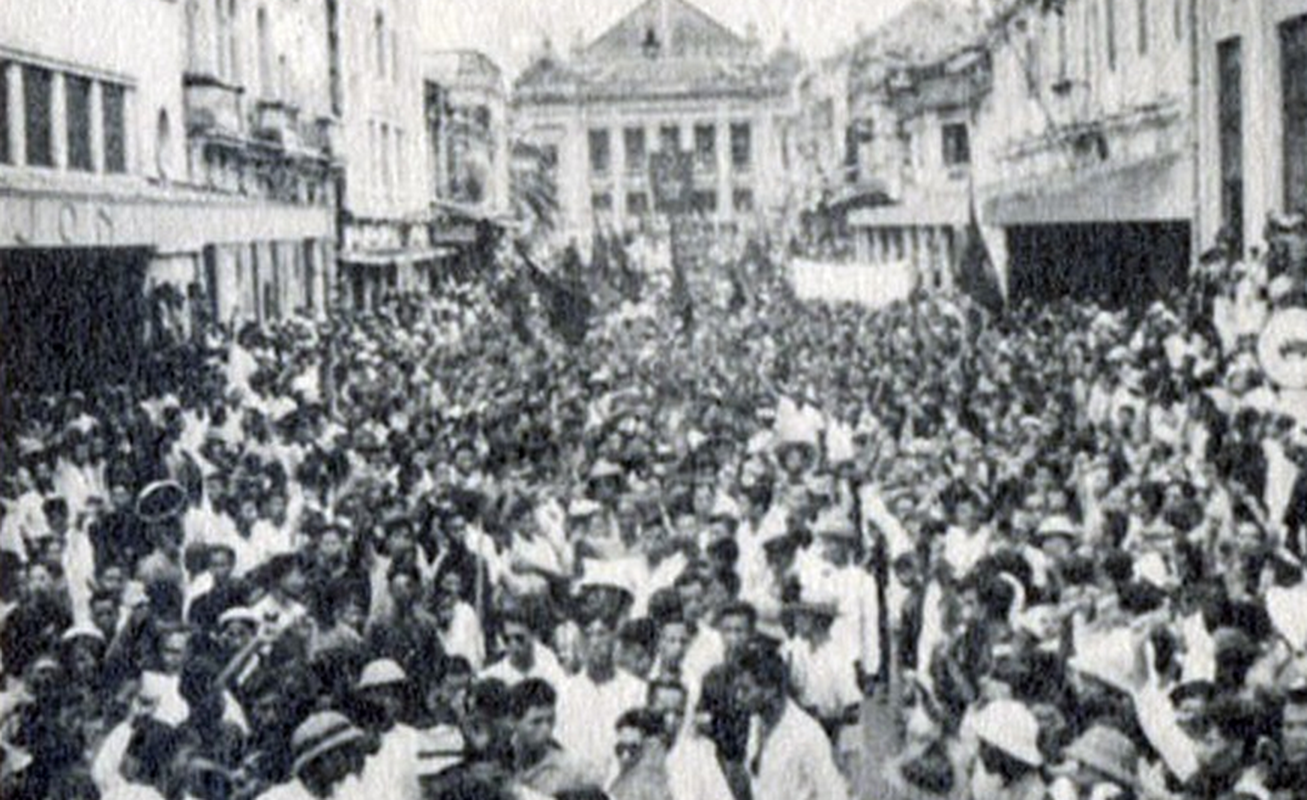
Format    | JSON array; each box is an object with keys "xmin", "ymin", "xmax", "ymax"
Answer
[{"xmin": 513, "ymin": 0, "xmax": 801, "ymax": 104}]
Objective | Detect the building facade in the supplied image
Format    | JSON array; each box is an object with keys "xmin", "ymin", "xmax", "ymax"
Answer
[
  {"xmin": 0, "ymin": 0, "xmax": 336, "ymax": 395},
  {"xmin": 974, "ymin": 0, "xmax": 1197, "ymax": 304},
  {"xmin": 1195, "ymin": 0, "xmax": 1307, "ymax": 258},
  {"xmin": 512, "ymin": 0, "xmax": 801, "ymax": 248},
  {"xmin": 332, "ymin": 0, "xmax": 432, "ymax": 308},
  {"xmin": 424, "ymin": 50, "xmax": 510, "ymax": 217},
  {"xmin": 837, "ymin": 0, "xmax": 988, "ymax": 292}
]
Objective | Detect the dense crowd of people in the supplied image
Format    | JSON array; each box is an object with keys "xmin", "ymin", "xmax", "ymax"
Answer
[{"xmin": 1, "ymin": 222, "xmax": 1306, "ymax": 800}]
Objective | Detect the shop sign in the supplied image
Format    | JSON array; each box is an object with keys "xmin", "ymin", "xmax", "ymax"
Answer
[{"xmin": 2, "ymin": 196, "xmax": 117, "ymax": 247}]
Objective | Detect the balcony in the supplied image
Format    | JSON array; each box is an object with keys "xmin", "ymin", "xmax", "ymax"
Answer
[
  {"xmin": 253, "ymin": 100, "xmax": 301, "ymax": 149},
  {"xmin": 183, "ymin": 74, "xmax": 243, "ymax": 137},
  {"xmin": 302, "ymin": 116, "xmax": 341, "ymax": 159}
]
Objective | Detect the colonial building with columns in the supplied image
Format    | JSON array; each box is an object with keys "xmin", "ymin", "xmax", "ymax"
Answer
[
  {"xmin": 0, "ymin": 0, "xmax": 337, "ymax": 396},
  {"xmin": 511, "ymin": 0, "xmax": 802, "ymax": 249}
]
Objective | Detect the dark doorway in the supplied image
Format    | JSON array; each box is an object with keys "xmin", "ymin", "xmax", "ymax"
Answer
[
  {"xmin": 0, "ymin": 248, "xmax": 149, "ymax": 398},
  {"xmin": 1006, "ymin": 222, "xmax": 1190, "ymax": 308}
]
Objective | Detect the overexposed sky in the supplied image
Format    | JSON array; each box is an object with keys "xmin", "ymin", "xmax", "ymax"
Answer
[{"xmin": 418, "ymin": 0, "xmax": 952, "ymax": 78}]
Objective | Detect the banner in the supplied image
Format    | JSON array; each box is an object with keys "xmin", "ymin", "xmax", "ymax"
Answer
[{"xmin": 789, "ymin": 259, "xmax": 917, "ymax": 309}]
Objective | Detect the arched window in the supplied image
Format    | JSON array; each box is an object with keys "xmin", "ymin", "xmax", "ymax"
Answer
[
  {"xmin": 156, "ymin": 109, "xmax": 173, "ymax": 180},
  {"xmin": 375, "ymin": 12, "xmax": 386, "ymax": 78},
  {"xmin": 257, "ymin": 6, "xmax": 272, "ymax": 98}
]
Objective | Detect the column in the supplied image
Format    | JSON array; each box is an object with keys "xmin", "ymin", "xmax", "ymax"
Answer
[
  {"xmin": 188, "ymin": 0, "xmax": 218, "ymax": 76},
  {"xmin": 716, "ymin": 116, "xmax": 730, "ymax": 224},
  {"xmin": 89, "ymin": 81, "xmax": 104, "ymax": 173},
  {"xmin": 911, "ymin": 227, "xmax": 923, "ymax": 287},
  {"xmin": 942, "ymin": 227, "xmax": 956, "ymax": 292},
  {"xmin": 50, "ymin": 72, "xmax": 67, "ymax": 169},
  {"xmin": 870, "ymin": 230, "xmax": 884, "ymax": 264},
  {"xmin": 612, "ymin": 125, "xmax": 625, "ymax": 234},
  {"xmin": 855, "ymin": 228, "xmax": 870, "ymax": 262},
  {"xmin": 7, "ymin": 63, "xmax": 25, "ymax": 166}
]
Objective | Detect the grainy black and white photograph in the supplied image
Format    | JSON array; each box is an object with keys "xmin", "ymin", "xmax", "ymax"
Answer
[{"xmin": 2, "ymin": 0, "xmax": 1307, "ymax": 798}]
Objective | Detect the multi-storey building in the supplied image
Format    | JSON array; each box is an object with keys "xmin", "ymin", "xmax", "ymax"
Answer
[
  {"xmin": 0, "ymin": 0, "xmax": 336, "ymax": 396},
  {"xmin": 424, "ymin": 50, "xmax": 510, "ymax": 216},
  {"xmin": 1195, "ymin": 0, "xmax": 1307, "ymax": 257},
  {"xmin": 840, "ymin": 0, "xmax": 988, "ymax": 291},
  {"xmin": 974, "ymin": 0, "xmax": 1197, "ymax": 303},
  {"xmin": 512, "ymin": 0, "xmax": 802, "ymax": 248},
  {"xmin": 423, "ymin": 50, "xmax": 512, "ymax": 279},
  {"xmin": 332, "ymin": 0, "xmax": 432, "ymax": 308}
]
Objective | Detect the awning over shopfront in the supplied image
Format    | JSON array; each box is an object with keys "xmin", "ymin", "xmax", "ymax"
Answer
[
  {"xmin": 847, "ymin": 186, "xmax": 970, "ymax": 228},
  {"xmin": 982, "ymin": 152, "xmax": 1191, "ymax": 227}
]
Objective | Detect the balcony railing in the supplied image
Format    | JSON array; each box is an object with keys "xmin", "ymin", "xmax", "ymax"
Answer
[
  {"xmin": 253, "ymin": 101, "xmax": 301, "ymax": 149},
  {"xmin": 183, "ymin": 74, "xmax": 243, "ymax": 137}
]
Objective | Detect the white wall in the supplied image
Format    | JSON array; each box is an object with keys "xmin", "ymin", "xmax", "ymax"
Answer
[{"xmin": 0, "ymin": 0, "xmax": 185, "ymax": 182}]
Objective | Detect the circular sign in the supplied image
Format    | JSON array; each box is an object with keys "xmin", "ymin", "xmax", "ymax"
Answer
[{"xmin": 1258, "ymin": 308, "xmax": 1307, "ymax": 389}]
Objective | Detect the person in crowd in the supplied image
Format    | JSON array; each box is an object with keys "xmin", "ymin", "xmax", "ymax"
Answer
[
  {"xmin": 0, "ymin": 222, "xmax": 1304, "ymax": 800},
  {"xmin": 609, "ymin": 708, "xmax": 674, "ymax": 800},
  {"xmin": 509, "ymin": 677, "xmax": 592, "ymax": 796}
]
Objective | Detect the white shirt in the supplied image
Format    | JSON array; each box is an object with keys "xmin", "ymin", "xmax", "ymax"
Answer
[
  {"xmin": 556, "ymin": 669, "xmax": 647, "ymax": 783},
  {"xmin": 746, "ymin": 700, "xmax": 849, "ymax": 800},
  {"xmin": 481, "ymin": 641, "xmax": 568, "ymax": 688},
  {"xmin": 667, "ymin": 731, "xmax": 734, "ymax": 800},
  {"xmin": 357, "ymin": 723, "xmax": 424, "ymax": 800}
]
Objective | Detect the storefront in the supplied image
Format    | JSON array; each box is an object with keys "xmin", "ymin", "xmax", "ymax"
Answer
[
  {"xmin": 983, "ymin": 153, "xmax": 1193, "ymax": 307},
  {"xmin": 0, "ymin": 179, "xmax": 335, "ymax": 393}
]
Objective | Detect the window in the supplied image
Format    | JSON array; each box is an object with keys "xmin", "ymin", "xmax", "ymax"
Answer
[
  {"xmin": 1106, "ymin": 0, "xmax": 1117, "ymax": 70},
  {"xmin": 1137, "ymin": 0, "xmax": 1149, "ymax": 55},
  {"xmin": 1174, "ymin": 0, "xmax": 1184, "ymax": 41},
  {"xmin": 65, "ymin": 75, "xmax": 93, "ymax": 171},
  {"xmin": 391, "ymin": 30, "xmax": 399, "ymax": 83},
  {"xmin": 257, "ymin": 7, "xmax": 272, "ymax": 97},
  {"xmin": 591, "ymin": 192, "xmax": 612, "ymax": 212},
  {"xmin": 0, "ymin": 65, "xmax": 9, "ymax": 164},
  {"xmin": 23, "ymin": 66, "xmax": 53, "ymax": 167},
  {"xmin": 380, "ymin": 123, "xmax": 391, "ymax": 197},
  {"xmin": 942, "ymin": 123, "xmax": 971, "ymax": 166},
  {"xmin": 215, "ymin": 0, "xmax": 228, "ymax": 79},
  {"xmin": 623, "ymin": 128, "xmax": 646, "ymax": 174},
  {"xmin": 729, "ymin": 122, "xmax": 751, "ymax": 171},
  {"xmin": 659, "ymin": 124, "xmax": 679, "ymax": 153},
  {"xmin": 1217, "ymin": 38, "xmax": 1243, "ymax": 255},
  {"xmin": 1025, "ymin": 17, "xmax": 1042, "ymax": 95},
  {"xmin": 732, "ymin": 188, "xmax": 754, "ymax": 213},
  {"xmin": 690, "ymin": 190, "xmax": 717, "ymax": 214},
  {"xmin": 103, "ymin": 84, "xmax": 127, "ymax": 173},
  {"xmin": 588, "ymin": 128, "xmax": 610, "ymax": 176},
  {"xmin": 156, "ymin": 109, "xmax": 173, "ymax": 180},
  {"xmin": 1281, "ymin": 16, "xmax": 1307, "ymax": 216},
  {"xmin": 375, "ymin": 13, "xmax": 386, "ymax": 78},
  {"xmin": 1057, "ymin": 10, "xmax": 1069, "ymax": 81},
  {"xmin": 474, "ymin": 106, "xmax": 491, "ymax": 134},
  {"xmin": 394, "ymin": 127, "xmax": 404, "ymax": 197},
  {"xmin": 626, "ymin": 191, "xmax": 649, "ymax": 217},
  {"xmin": 693, "ymin": 123, "xmax": 715, "ymax": 170}
]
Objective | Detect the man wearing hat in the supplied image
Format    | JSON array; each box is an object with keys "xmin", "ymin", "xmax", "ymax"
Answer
[
  {"xmin": 968, "ymin": 699, "xmax": 1047, "ymax": 800},
  {"xmin": 260, "ymin": 711, "xmax": 373, "ymax": 799},
  {"xmin": 353, "ymin": 658, "xmax": 424, "ymax": 800},
  {"xmin": 795, "ymin": 505, "xmax": 881, "ymax": 698}
]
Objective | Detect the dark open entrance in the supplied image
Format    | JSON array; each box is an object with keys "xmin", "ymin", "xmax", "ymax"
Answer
[
  {"xmin": 1006, "ymin": 222, "xmax": 1190, "ymax": 308},
  {"xmin": 1, "ymin": 248, "xmax": 150, "ymax": 399}
]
